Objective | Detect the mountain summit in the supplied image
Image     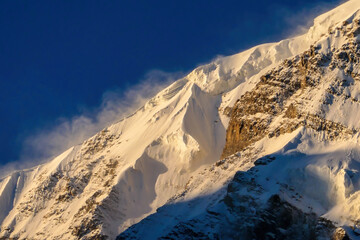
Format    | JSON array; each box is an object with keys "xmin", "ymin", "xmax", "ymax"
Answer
[{"xmin": 2, "ymin": 1, "xmax": 360, "ymax": 239}]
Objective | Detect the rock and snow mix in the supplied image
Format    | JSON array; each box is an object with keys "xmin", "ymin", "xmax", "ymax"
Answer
[{"xmin": 2, "ymin": 0, "xmax": 360, "ymax": 239}]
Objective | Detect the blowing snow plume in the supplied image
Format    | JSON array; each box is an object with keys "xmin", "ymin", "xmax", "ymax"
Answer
[
  {"xmin": 3, "ymin": 1, "xmax": 360, "ymax": 239},
  {"xmin": 276, "ymin": 0, "xmax": 347, "ymax": 38},
  {"xmin": 0, "ymin": 70, "xmax": 183, "ymax": 178}
]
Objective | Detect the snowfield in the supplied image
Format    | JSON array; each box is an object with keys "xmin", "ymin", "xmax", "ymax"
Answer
[
  {"xmin": 1, "ymin": 0, "xmax": 360, "ymax": 239},
  {"xmin": 119, "ymin": 128, "xmax": 360, "ymax": 239}
]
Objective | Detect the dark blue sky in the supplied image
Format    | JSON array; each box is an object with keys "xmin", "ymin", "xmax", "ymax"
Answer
[{"xmin": 0, "ymin": 0, "xmax": 343, "ymax": 166}]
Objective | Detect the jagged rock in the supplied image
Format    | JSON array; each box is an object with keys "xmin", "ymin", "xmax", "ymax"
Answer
[
  {"xmin": 222, "ymin": 21, "xmax": 360, "ymax": 158},
  {"xmin": 332, "ymin": 228, "xmax": 350, "ymax": 240},
  {"xmin": 3, "ymin": 2, "xmax": 360, "ymax": 239}
]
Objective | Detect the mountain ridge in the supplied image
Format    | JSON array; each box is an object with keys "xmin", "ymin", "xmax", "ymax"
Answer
[{"xmin": 2, "ymin": 1, "xmax": 360, "ymax": 239}]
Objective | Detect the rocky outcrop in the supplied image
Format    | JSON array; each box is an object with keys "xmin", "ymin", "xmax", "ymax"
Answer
[
  {"xmin": 332, "ymin": 228, "xmax": 350, "ymax": 240},
  {"xmin": 117, "ymin": 6, "xmax": 360, "ymax": 239},
  {"xmin": 222, "ymin": 18, "xmax": 360, "ymax": 158},
  {"xmin": 222, "ymin": 194, "xmax": 336, "ymax": 240},
  {"xmin": 2, "ymin": 2, "xmax": 360, "ymax": 239},
  {"xmin": 118, "ymin": 160, "xmax": 339, "ymax": 240}
]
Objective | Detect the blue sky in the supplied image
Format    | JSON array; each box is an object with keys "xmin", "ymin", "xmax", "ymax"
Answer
[{"xmin": 0, "ymin": 0, "xmax": 343, "ymax": 167}]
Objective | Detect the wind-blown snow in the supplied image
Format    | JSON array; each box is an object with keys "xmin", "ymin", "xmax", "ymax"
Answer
[{"xmin": 2, "ymin": 0, "xmax": 360, "ymax": 239}]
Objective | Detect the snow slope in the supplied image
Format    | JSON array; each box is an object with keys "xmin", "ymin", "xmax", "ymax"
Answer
[
  {"xmin": 1, "ymin": 0, "xmax": 360, "ymax": 239},
  {"xmin": 119, "ymin": 1, "xmax": 360, "ymax": 239},
  {"xmin": 119, "ymin": 128, "xmax": 360, "ymax": 239},
  {"xmin": 0, "ymin": 79, "xmax": 227, "ymax": 239}
]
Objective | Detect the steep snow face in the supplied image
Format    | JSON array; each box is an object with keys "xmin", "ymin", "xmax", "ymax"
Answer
[
  {"xmin": 186, "ymin": 0, "xmax": 360, "ymax": 96},
  {"xmin": 118, "ymin": 128, "xmax": 360, "ymax": 239},
  {"xmin": 0, "ymin": 79, "xmax": 226, "ymax": 239},
  {"xmin": 120, "ymin": 1, "xmax": 360, "ymax": 238},
  {"xmin": 2, "ymin": 1, "xmax": 360, "ymax": 239}
]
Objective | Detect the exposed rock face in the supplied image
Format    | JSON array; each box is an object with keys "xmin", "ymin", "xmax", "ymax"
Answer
[
  {"xmin": 118, "ymin": 5, "xmax": 360, "ymax": 239},
  {"xmin": 332, "ymin": 228, "xmax": 350, "ymax": 240},
  {"xmin": 0, "ymin": 130, "xmax": 122, "ymax": 239},
  {"xmin": 222, "ymin": 18, "xmax": 360, "ymax": 158},
  {"xmin": 152, "ymin": 196, "xmax": 335, "ymax": 240},
  {"xmin": 219, "ymin": 169, "xmax": 336, "ymax": 240},
  {"xmin": 118, "ymin": 157, "xmax": 339, "ymax": 240},
  {"xmin": 223, "ymin": 194, "xmax": 335, "ymax": 240},
  {"xmin": 0, "ymin": 77, "xmax": 225, "ymax": 239},
  {"xmin": 2, "ymin": 2, "xmax": 360, "ymax": 239}
]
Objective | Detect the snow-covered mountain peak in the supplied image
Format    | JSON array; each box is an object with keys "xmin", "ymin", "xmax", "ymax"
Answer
[
  {"xmin": 185, "ymin": 1, "xmax": 360, "ymax": 97},
  {"xmin": 3, "ymin": 1, "xmax": 360, "ymax": 239},
  {"xmin": 309, "ymin": 0, "xmax": 360, "ymax": 40}
]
